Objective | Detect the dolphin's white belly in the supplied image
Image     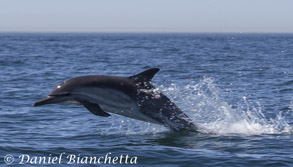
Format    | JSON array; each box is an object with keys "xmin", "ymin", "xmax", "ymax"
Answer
[{"xmin": 75, "ymin": 88, "xmax": 160, "ymax": 124}]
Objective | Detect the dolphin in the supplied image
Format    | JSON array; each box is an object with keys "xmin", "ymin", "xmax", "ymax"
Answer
[{"xmin": 33, "ymin": 68, "xmax": 197, "ymax": 131}]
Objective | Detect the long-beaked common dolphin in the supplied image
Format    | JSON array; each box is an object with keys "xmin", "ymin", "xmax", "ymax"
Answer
[{"xmin": 33, "ymin": 68, "xmax": 197, "ymax": 131}]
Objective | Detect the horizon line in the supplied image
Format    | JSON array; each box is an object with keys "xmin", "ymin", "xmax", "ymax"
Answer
[{"xmin": 0, "ymin": 31, "xmax": 293, "ymax": 34}]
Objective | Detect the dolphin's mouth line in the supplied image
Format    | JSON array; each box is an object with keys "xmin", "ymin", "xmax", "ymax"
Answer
[
  {"xmin": 50, "ymin": 92, "xmax": 71, "ymax": 96},
  {"xmin": 32, "ymin": 96, "xmax": 55, "ymax": 106},
  {"xmin": 33, "ymin": 92, "xmax": 71, "ymax": 107}
]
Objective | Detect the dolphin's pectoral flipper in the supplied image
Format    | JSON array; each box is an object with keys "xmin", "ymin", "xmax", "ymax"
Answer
[{"xmin": 80, "ymin": 101, "xmax": 111, "ymax": 117}]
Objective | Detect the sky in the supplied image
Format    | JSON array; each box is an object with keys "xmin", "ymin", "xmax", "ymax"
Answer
[{"xmin": 0, "ymin": 0, "xmax": 292, "ymax": 33}]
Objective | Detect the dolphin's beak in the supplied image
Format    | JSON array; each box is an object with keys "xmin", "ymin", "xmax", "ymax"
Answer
[{"xmin": 33, "ymin": 96, "xmax": 55, "ymax": 106}]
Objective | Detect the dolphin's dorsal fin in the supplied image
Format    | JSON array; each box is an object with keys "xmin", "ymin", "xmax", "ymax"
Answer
[{"xmin": 128, "ymin": 68, "xmax": 160, "ymax": 84}]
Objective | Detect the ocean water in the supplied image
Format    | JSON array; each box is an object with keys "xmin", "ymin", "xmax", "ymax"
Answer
[{"xmin": 0, "ymin": 33, "xmax": 292, "ymax": 167}]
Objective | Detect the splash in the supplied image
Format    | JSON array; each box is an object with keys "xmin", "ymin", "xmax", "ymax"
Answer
[
  {"xmin": 100, "ymin": 77, "xmax": 292, "ymax": 135},
  {"xmin": 159, "ymin": 78, "xmax": 292, "ymax": 135}
]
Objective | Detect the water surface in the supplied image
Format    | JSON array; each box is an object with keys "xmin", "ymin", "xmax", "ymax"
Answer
[{"xmin": 0, "ymin": 33, "xmax": 292, "ymax": 166}]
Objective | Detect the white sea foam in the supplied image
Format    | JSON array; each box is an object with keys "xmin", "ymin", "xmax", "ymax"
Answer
[{"xmin": 159, "ymin": 78, "xmax": 292, "ymax": 135}]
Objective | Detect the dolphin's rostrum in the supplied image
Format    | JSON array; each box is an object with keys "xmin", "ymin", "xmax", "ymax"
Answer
[{"xmin": 33, "ymin": 68, "xmax": 197, "ymax": 131}]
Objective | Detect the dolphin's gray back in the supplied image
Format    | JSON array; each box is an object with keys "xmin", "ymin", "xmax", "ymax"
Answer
[{"xmin": 49, "ymin": 75, "xmax": 138, "ymax": 97}]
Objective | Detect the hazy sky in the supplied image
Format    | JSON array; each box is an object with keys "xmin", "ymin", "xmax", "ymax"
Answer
[{"xmin": 0, "ymin": 0, "xmax": 292, "ymax": 32}]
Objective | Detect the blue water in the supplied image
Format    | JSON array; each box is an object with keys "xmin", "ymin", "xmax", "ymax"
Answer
[{"xmin": 0, "ymin": 33, "xmax": 293, "ymax": 167}]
